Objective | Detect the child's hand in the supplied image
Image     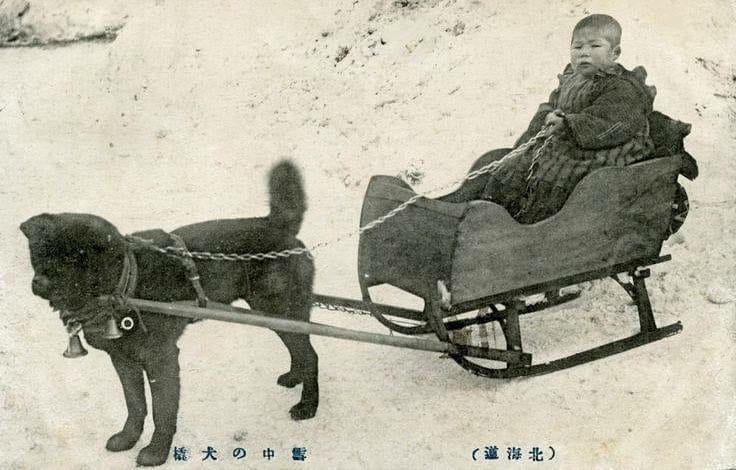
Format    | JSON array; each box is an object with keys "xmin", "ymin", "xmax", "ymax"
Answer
[{"xmin": 544, "ymin": 110, "xmax": 565, "ymax": 135}]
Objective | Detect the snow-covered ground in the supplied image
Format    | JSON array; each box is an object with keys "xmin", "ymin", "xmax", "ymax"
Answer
[{"xmin": 1, "ymin": 1, "xmax": 734, "ymax": 468}]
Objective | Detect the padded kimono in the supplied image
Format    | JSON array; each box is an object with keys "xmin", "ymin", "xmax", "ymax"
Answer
[{"xmin": 483, "ymin": 63, "xmax": 657, "ymax": 223}]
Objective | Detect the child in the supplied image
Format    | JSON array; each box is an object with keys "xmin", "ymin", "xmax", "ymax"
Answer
[{"xmin": 482, "ymin": 14, "xmax": 656, "ymax": 223}]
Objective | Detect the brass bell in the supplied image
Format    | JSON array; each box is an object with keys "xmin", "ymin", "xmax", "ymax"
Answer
[
  {"xmin": 63, "ymin": 334, "xmax": 88, "ymax": 358},
  {"xmin": 102, "ymin": 315, "xmax": 123, "ymax": 340}
]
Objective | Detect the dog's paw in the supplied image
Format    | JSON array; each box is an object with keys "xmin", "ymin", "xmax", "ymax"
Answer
[
  {"xmin": 136, "ymin": 444, "xmax": 170, "ymax": 467},
  {"xmin": 277, "ymin": 371, "xmax": 303, "ymax": 388},
  {"xmin": 106, "ymin": 430, "xmax": 141, "ymax": 452},
  {"xmin": 289, "ymin": 401, "xmax": 318, "ymax": 421}
]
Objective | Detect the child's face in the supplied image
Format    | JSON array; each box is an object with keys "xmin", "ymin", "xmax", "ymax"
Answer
[{"xmin": 570, "ymin": 27, "xmax": 620, "ymax": 77}]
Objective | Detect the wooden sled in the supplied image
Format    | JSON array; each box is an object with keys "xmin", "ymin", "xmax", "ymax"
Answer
[{"xmin": 355, "ymin": 153, "xmax": 686, "ymax": 378}]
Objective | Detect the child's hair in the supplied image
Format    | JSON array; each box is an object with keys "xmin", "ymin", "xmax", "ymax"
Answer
[{"xmin": 572, "ymin": 14, "xmax": 622, "ymax": 47}]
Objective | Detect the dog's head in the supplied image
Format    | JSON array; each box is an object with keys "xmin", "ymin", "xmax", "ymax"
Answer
[{"xmin": 20, "ymin": 213, "xmax": 127, "ymax": 314}]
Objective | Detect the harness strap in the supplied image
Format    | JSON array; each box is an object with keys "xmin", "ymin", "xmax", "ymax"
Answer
[
  {"xmin": 170, "ymin": 234, "xmax": 209, "ymax": 308},
  {"xmin": 116, "ymin": 246, "xmax": 138, "ymax": 298},
  {"xmin": 64, "ymin": 244, "xmax": 143, "ymax": 336}
]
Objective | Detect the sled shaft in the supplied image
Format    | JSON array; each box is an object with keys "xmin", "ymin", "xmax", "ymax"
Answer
[{"xmin": 114, "ymin": 297, "xmax": 528, "ymax": 364}]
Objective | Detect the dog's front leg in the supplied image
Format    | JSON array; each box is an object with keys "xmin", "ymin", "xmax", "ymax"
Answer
[
  {"xmin": 136, "ymin": 344, "xmax": 180, "ymax": 467},
  {"xmin": 276, "ymin": 332, "xmax": 319, "ymax": 420},
  {"xmin": 106, "ymin": 352, "xmax": 147, "ymax": 452}
]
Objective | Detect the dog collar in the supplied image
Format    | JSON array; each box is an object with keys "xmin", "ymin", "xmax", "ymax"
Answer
[{"xmin": 63, "ymin": 245, "xmax": 139, "ymax": 333}]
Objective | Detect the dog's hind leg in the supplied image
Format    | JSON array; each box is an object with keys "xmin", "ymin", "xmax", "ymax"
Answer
[
  {"xmin": 136, "ymin": 344, "xmax": 181, "ymax": 467},
  {"xmin": 106, "ymin": 353, "xmax": 147, "ymax": 452},
  {"xmin": 249, "ymin": 259, "xmax": 318, "ymax": 420},
  {"xmin": 275, "ymin": 331, "xmax": 319, "ymax": 420}
]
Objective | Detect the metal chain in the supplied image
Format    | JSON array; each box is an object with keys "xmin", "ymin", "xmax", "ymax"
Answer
[
  {"xmin": 311, "ymin": 300, "xmax": 426, "ymax": 332},
  {"xmin": 125, "ymin": 235, "xmax": 312, "ymax": 261},
  {"xmin": 310, "ymin": 127, "xmax": 552, "ymax": 251},
  {"xmin": 524, "ymin": 132, "xmax": 554, "ymax": 183},
  {"xmin": 463, "ymin": 128, "xmax": 551, "ymax": 183},
  {"xmin": 126, "ymin": 127, "xmax": 551, "ymax": 263},
  {"xmin": 356, "ymin": 128, "xmax": 551, "ymax": 233},
  {"xmin": 311, "ymin": 301, "xmax": 370, "ymax": 315}
]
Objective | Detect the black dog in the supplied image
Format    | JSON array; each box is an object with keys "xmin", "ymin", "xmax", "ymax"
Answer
[{"xmin": 20, "ymin": 161, "xmax": 318, "ymax": 467}]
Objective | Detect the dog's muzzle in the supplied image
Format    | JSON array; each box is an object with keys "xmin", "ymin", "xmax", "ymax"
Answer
[{"xmin": 32, "ymin": 275, "xmax": 51, "ymax": 297}]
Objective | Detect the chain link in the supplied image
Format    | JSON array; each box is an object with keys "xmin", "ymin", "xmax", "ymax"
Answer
[
  {"xmin": 311, "ymin": 301, "xmax": 422, "ymax": 329},
  {"xmin": 126, "ymin": 128, "xmax": 550, "ymax": 263},
  {"xmin": 311, "ymin": 301, "xmax": 371, "ymax": 315},
  {"xmin": 126, "ymin": 235, "xmax": 312, "ymax": 261},
  {"xmin": 307, "ymin": 127, "xmax": 551, "ymax": 251}
]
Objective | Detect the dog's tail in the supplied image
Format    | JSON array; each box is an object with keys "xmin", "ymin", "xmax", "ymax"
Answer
[{"xmin": 269, "ymin": 160, "xmax": 307, "ymax": 235}]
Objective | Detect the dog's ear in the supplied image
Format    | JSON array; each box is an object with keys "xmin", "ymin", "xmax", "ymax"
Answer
[{"xmin": 20, "ymin": 213, "xmax": 58, "ymax": 241}]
